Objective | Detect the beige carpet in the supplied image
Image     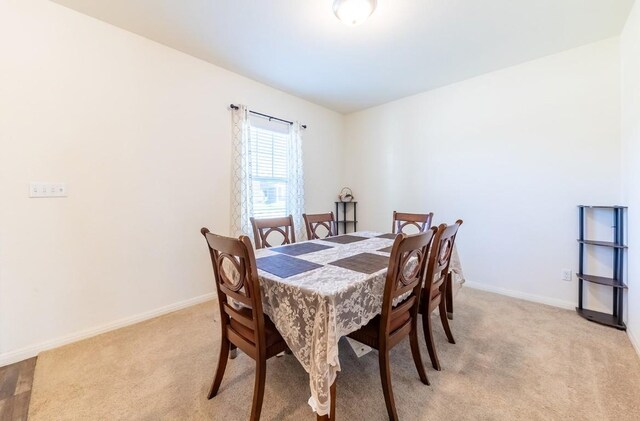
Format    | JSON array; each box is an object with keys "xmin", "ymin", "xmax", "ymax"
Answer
[{"xmin": 28, "ymin": 288, "xmax": 640, "ymax": 420}]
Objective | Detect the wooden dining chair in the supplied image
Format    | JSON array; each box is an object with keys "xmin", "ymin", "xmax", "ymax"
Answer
[
  {"xmin": 201, "ymin": 228, "xmax": 289, "ymax": 421},
  {"xmin": 347, "ymin": 229, "xmax": 436, "ymax": 421},
  {"xmin": 392, "ymin": 211, "xmax": 434, "ymax": 234},
  {"xmin": 420, "ymin": 220, "xmax": 463, "ymax": 371},
  {"xmin": 302, "ymin": 212, "xmax": 337, "ymax": 240},
  {"xmin": 250, "ymin": 215, "xmax": 296, "ymax": 249}
]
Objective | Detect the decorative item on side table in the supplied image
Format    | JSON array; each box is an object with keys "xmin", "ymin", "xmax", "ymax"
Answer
[
  {"xmin": 335, "ymin": 187, "xmax": 357, "ymax": 235},
  {"xmin": 576, "ymin": 205, "xmax": 628, "ymax": 330},
  {"xmin": 339, "ymin": 187, "xmax": 354, "ymax": 202}
]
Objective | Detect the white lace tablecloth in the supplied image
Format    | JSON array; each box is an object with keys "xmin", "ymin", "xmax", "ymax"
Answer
[{"xmin": 255, "ymin": 231, "xmax": 465, "ymax": 416}]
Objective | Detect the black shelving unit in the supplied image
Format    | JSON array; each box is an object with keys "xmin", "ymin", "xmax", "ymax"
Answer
[
  {"xmin": 335, "ymin": 201, "xmax": 357, "ymax": 235},
  {"xmin": 576, "ymin": 205, "xmax": 627, "ymax": 330}
]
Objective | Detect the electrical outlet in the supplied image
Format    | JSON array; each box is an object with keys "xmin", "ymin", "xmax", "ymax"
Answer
[{"xmin": 561, "ymin": 269, "xmax": 572, "ymax": 282}]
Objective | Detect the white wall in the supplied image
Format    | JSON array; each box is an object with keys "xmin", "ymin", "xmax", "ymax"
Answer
[
  {"xmin": 344, "ymin": 38, "xmax": 622, "ymax": 310},
  {"xmin": 621, "ymin": 0, "xmax": 640, "ymax": 354},
  {"xmin": 0, "ymin": 0, "xmax": 344, "ymax": 364}
]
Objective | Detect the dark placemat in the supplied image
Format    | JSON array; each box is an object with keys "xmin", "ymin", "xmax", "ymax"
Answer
[
  {"xmin": 377, "ymin": 233, "xmax": 398, "ymax": 240},
  {"xmin": 329, "ymin": 252, "xmax": 389, "ymax": 274},
  {"xmin": 321, "ymin": 235, "xmax": 369, "ymax": 245},
  {"xmin": 257, "ymin": 254, "xmax": 323, "ymax": 278},
  {"xmin": 272, "ymin": 242, "xmax": 333, "ymax": 256},
  {"xmin": 377, "ymin": 246, "xmax": 393, "ymax": 254}
]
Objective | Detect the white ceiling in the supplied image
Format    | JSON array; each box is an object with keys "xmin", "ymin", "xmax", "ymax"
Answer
[{"xmin": 51, "ymin": 0, "xmax": 634, "ymax": 113}]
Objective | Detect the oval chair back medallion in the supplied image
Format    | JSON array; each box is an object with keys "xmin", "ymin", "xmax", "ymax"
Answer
[
  {"xmin": 392, "ymin": 211, "xmax": 434, "ymax": 234},
  {"xmin": 250, "ymin": 215, "xmax": 296, "ymax": 249},
  {"xmin": 303, "ymin": 212, "xmax": 337, "ymax": 240}
]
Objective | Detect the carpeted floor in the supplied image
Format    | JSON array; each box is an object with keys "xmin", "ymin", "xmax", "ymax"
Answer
[{"xmin": 28, "ymin": 288, "xmax": 640, "ymax": 420}]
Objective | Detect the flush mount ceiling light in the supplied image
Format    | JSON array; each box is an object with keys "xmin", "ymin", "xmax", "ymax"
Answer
[{"xmin": 333, "ymin": 0, "xmax": 377, "ymax": 26}]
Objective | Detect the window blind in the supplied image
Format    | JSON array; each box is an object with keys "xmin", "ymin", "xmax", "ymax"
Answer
[{"xmin": 250, "ymin": 124, "xmax": 290, "ymax": 219}]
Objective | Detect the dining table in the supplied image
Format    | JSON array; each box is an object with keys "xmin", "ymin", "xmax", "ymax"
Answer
[{"xmin": 253, "ymin": 231, "xmax": 465, "ymax": 420}]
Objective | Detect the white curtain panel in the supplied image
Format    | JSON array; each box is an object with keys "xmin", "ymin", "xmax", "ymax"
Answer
[
  {"xmin": 287, "ymin": 122, "xmax": 306, "ymax": 240},
  {"xmin": 230, "ymin": 104, "xmax": 255, "ymax": 240}
]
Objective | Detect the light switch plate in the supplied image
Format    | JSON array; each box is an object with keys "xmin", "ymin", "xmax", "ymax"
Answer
[{"xmin": 29, "ymin": 182, "xmax": 67, "ymax": 198}]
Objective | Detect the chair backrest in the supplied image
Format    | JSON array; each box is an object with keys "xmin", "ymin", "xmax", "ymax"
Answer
[
  {"xmin": 302, "ymin": 212, "xmax": 337, "ymax": 240},
  {"xmin": 424, "ymin": 220, "xmax": 463, "ymax": 306},
  {"xmin": 380, "ymin": 228, "xmax": 436, "ymax": 346},
  {"xmin": 250, "ymin": 215, "xmax": 296, "ymax": 249},
  {"xmin": 201, "ymin": 228, "xmax": 267, "ymax": 351},
  {"xmin": 392, "ymin": 211, "xmax": 434, "ymax": 234}
]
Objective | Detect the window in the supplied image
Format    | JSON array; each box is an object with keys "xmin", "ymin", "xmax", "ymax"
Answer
[
  {"xmin": 249, "ymin": 120, "xmax": 290, "ymax": 219},
  {"xmin": 229, "ymin": 105, "xmax": 304, "ymax": 239}
]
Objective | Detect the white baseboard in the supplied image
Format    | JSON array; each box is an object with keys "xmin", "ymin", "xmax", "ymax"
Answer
[
  {"xmin": 0, "ymin": 292, "xmax": 215, "ymax": 367},
  {"xmin": 628, "ymin": 329, "xmax": 640, "ymax": 360},
  {"xmin": 464, "ymin": 281, "xmax": 575, "ymax": 310}
]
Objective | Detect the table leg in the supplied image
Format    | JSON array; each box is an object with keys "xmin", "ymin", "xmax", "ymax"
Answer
[
  {"xmin": 316, "ymin": 379, "xmax": 337, "ymax": 421},
  {"xmin": 330, "ymin": 379, "xmax": 336, "ymax": 420},
  {"xmin": 343, "ymin": 202, "xmax": 347, "ymax": 234}
]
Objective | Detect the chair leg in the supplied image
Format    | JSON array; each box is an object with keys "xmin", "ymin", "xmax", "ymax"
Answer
[
  {"xmin": 409, "ymin": 326, "xmax": 430, "ymax": 385},
  {"xmin": 249, "ymin": 357, "xmax": 267, "ymax": 421},
  {"xmin": 439, "ymin": 299, "xmax": 456, "ymax": 344},
  {"xmin": 378, "ymin": 350, "xmax": 399, "ymax": 421},
  {"xmin": 446, "ymin": 272, "xmax": 454, "ymax": 320},
  {"xmin": 208, "ymin": 337, "xmax": 230, "ymax": 399},
  {"xmin": 422, "ymin": 311, "xmax": 441, "ymax": 371}
]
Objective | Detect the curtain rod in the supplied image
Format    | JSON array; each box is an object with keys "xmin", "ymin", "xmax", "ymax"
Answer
[{"xmin": 229, "ymin": 104, "xmax": 307, "ymax": 129}]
